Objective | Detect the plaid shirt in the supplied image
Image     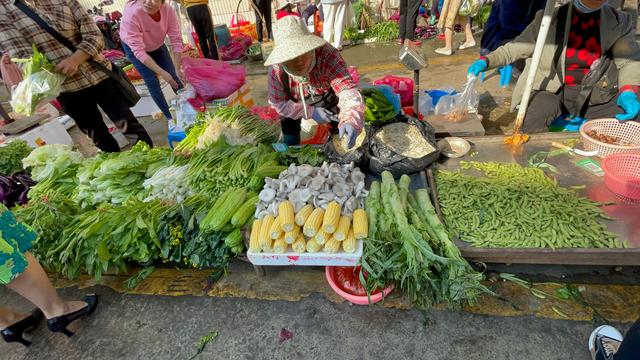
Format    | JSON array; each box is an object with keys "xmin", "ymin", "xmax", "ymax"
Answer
[
  {"xmin": 269, "ymin": 44, "xmax": 357, "ymax": 103},
  {"xmin": 0, "ymin": 0, "xmax": 109, "ymax": 93}
]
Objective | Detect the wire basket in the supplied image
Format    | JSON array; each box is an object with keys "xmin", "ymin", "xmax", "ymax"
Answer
[
  {"xmin": 602, "ymin": 153, "xmax": 640, "ymax": 200},
  {"xmin": 579, "ymin": 119, "xmax": 640, "ymax": 158}
]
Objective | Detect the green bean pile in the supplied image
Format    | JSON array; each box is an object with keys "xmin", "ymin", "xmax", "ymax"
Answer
[{"xmin": 436, "ymin": 161, "xmax": 624, "ymax": 249}]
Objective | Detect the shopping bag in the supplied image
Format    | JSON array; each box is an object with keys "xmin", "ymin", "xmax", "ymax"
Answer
[
  {"xmin": 372, "ymin": 75, "xmax": 414, "ymax": 107},
  {"xmin": 435, "ymin": 75, "xmax": 479, "ymax": 121},
  {"xmin": 459, "ymin": 0, "xmax": 484, "ymax": 17},
  {"xmin": 230, "ymin": 15, "xmax": 250, "ymax": 28},
  {"xmin": 182, "ymin": 57, "xmax": 246, "ymax": 101}
]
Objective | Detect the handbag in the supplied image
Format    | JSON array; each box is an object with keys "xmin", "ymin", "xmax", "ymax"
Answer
[{"xmin": 15, "ymin": 0, "xmax": 140, "ymax": 107}]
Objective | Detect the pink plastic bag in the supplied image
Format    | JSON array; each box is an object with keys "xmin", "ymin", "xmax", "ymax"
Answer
[
  {"xmin": 182, "ymin": 57, "xmax": 246, "ymax": 101},
  {"xmin": 347, "ymin": 66, "xmax": 360, "ymax": 84},
  {"xmin": 373, "ymin": 75, "xmax": 414, "ymax": 107},
  {"xmin": 1, "ymin": 54, "xmax": 22, "ymax": 88}
]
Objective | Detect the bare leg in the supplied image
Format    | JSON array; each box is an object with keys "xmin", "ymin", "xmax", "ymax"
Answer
[
  {"xmin": 0, "ymin": 308, "xmax": 29, "ymax": 330},
  {"xmin": 445, "ymin": 27, "xmax": 454, "ymax": 50},
  {"xmin": 6, "ymin": 253, "xmax": 87, "ymax": 320},
  {"xmin": 464, "ymin": 17, "xmax": 475, "ymax": 44}
]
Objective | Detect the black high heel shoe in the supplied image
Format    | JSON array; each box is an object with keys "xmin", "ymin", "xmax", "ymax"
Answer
[
  {"xmin": 1, "ymin": 309, "xmax": 43, "ymax": 347},
  {"xmin": 47, "ymin": 294, "xmax": 98, "ymax": 337}
]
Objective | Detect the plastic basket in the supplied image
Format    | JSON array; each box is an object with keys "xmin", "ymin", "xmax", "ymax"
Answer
[
  {"xmin": 602, "ymin": 153, "xmax": 640, "ymax": 200},
  {"xmin": 579, "ymin": 119, "xmax": 640, "ymax": 158}
]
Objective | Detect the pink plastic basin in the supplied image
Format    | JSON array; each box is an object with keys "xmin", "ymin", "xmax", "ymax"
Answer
[{"xmin": 325, "ymin": 266, "xmax": 394, "ymax": 305}]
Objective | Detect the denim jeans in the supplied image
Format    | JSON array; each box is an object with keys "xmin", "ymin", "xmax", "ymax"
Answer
[{"xmin": 122, "ymin": 42, "xmax": 183, "ymax": 119}]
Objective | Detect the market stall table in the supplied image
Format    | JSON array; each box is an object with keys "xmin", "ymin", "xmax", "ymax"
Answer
[{"xmin": 435, "ymin": 132, "xmax": 640, "ymax": 266}]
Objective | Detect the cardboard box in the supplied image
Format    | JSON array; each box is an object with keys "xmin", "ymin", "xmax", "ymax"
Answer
[{"xmin": 9, "ymin": 118, "xmax": 73, "ymax": 147}]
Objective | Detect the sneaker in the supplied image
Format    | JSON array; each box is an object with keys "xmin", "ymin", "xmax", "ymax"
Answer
[{"xmin": 589, "ymin": 325, "xmax": 623, "ymax": 360}]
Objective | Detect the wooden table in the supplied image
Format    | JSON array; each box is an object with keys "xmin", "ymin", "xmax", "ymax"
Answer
[{"xmin": 435, "ymin": 132, "xmax": 640, "ymax": 266}]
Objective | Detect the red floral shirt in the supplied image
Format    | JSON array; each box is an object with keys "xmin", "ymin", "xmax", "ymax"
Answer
[{"xmin": 564, "ymin": 9, "xmax": 601, "ymax": 87}]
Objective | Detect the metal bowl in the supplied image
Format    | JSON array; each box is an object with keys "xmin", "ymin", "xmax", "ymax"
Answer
[{"xmin": 437, "ymin": 137, "xmax": 471, "ymax": 158}]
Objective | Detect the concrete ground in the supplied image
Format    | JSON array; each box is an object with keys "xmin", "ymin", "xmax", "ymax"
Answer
[{"xmin": 0, "ymin": 286, "xmax": 632, "ymax": 360}]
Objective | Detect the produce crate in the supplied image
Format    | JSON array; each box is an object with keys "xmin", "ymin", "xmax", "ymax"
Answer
[{"xmin": 247, "ymin": 240, "xmax": 363, "ymax": 266}]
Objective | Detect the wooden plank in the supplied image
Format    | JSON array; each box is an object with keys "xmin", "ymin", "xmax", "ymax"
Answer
[{"xmin": 459, "ymin": 245, "xmax": 640, "ymax": 266}]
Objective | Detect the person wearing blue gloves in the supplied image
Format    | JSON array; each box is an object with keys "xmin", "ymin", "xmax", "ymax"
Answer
[
  {"xmin": 468, "ymin": 0, "xmax": 640, "ymax": 132},
  {"xmin": 266, "ymin": 14, "xmax": 364, "ymax": 147}
]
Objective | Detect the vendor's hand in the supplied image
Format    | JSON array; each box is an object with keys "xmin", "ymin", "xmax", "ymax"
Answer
[
  {"xmin": 312, "ymin": 107, "xmax": 338, "ymax": 124},
  {"xmin": 467, "ymin": 59, "xmax": 487, "ymax": 77},
  {"xmin": 56, "ymin": 55, "xmax": 84, "ymax": 76},
  {"xmin": 338, "ymin": 123, "xmax": 359, "ymax": 149},
  {"xmin": 160, "ymin": 70, "xmax": 180, "ymax": 90},
  {"xmin": 615, "ymin": 91, "xmax": 640, "ymax": 121}
]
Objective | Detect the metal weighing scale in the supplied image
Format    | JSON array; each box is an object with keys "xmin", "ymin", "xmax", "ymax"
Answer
[{"xmin": 398, "ymin": 45, "xmax": 427, "ymax": 116}]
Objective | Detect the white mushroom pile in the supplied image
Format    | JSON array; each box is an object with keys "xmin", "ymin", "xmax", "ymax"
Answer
[{"xmin": 256, "ymin": 162, "xmax": 367, "ymax": 219}]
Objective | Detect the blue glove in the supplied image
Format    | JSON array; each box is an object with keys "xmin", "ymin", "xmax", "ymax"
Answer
[
  {"xmin": 499, "ymin": 64, "xmax": 513, "ymax": 88},
  {"xmin": 616, "ymin": 91, "xmax": 640, "ymax": 121},
  {"xmin": 562, "ymin": 116, "xmax": 587, "ymax": 132},
  {"xmin": 338, "ymin": 123, "xmax": 359, "ymax": 149},
  {"xmin": 467, "ymin": 59, "xmax": 487, "ymax": 77},
  {"xmin": 312, "ymin": 107, "xmax": 338, "ymax": 124}
]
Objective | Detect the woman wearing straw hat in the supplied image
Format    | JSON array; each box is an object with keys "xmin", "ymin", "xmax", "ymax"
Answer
[{"xmin": 265, "ymin": 15, "xmax": 364, "ymax": 147}]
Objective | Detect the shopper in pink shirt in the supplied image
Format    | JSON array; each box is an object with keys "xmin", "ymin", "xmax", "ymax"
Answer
[{"xmin": 120, "ymin": 0, "xmax": 184, "ymax": 120}]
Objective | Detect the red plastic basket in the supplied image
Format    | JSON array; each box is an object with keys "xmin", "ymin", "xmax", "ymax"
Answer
[{"xmin": 601, "ymin": 153, "xmax": 640, "ymax": 200}]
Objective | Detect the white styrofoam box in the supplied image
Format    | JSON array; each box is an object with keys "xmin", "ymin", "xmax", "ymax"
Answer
[
  {"xmin": 12, "ymin": 118, "xmax": 73, "ymax": 147},
  {"xmin": 247, "ymin": 240, "xmax": 363, "ymax": 266},
  {"xmin": 57, "ymin": 115, "xmax": 75, "ymax": 130},
  {"xmin": 130, "ymin": 80, "xmax": 177, "ymax": 118}
]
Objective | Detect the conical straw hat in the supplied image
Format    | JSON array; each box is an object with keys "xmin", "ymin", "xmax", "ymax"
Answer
[{"xmin": 264, "ymin": 15, "xmax": 326, "ymax": 67}]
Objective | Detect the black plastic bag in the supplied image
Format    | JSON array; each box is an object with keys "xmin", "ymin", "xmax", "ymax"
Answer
[
  {"xmin": 323, "ymin": 125, "xmax": 370, "ymax": 168},
  {"xmin": 368, "ymin": 115, "xmax": 440, "ymax": 177}
]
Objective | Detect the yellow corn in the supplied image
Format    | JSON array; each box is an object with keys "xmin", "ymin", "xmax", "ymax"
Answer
[
  {"xmin": 273, "ymin": 238, "xmax": 287, "ymax": 253},
  {"xmin": 292, "ymin": 234, "xmax": 306, "ymax": 253},
  {"xmin": 322, "ymin": 201, "xmax": 341, "ymax": 233},
  {"xmin": 306, "ymin": 238, "xmax": 322, "ymax": 253},
  {"xmin": 314, "ymin": 229, "xmax": 330, "ymax": 245},
  {"xmin": 269, "ymin": 216, "xmax": 283, "ymax": 239},
  {"xmin": 342, "ymin": 229, "xmax": 357, "ymax": 253},
  {"xmin": 333, "ymin": 216, "xmax": 351, "ymax": 241},
  {"xmin": 295, "ymin": 204, "xmax": 314, "ymax": 226},
  {"xmin": 303, "ymin": 208, "xmax": 324, "ymax": 237},
  {"xmin": 278, "ymin": 201, "xmax": 295, "ymax": 232},
  {"xmin": 259, "ymin": 214, "xmax": 274, "ymax": 251},
  {"xmin": 324, "ymin": 237, "xmax": 341, "ymax": 253},
  {"xmin": 249, "ymin": 219, "xmax": 262, "ymax": 252},
  {"xmin": 353, "ymin": 209, "xmax": 368, "ymax": 239},
  {"xmin": 284, "ymin": 226, "xmax": 300, "ymax": 244}
]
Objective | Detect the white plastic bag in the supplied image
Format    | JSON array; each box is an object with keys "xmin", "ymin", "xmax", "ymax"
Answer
[
  {"xmin": 10, "ymin": 71, "xmax": 64, "ymax": 116},
  {"xmin": 459, "ymin": 0, "xmax": 484, "ymax": 17},
  {"xmin": 436, "ymin": 75, "xmax": 479, "ymax": 121}
]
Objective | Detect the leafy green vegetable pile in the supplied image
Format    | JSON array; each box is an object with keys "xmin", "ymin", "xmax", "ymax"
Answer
[
  {"xmin": 0, "ymin": 140, "xmax": 32, "ymax": 176},
  {"xmin": 75, "ymin": 142, "xmax": 170, "ymax": 208},
  {"xmin": 13, "ymin": 190, "xmax": 79, "ymax": 268},
  {"xmin": 22, "ymin": 144, "xmax": 83, "ymax": 198},
  {"xmin": 46, "ymin": 199, "xmax": 168, "ymax": 279},
  {"xmin": 362, "ymin": 172, "xmax": 490, "ymax": 309},
  {"xmin": 436, "ymin": 161, "xmax": 623, "ymax": 249}
]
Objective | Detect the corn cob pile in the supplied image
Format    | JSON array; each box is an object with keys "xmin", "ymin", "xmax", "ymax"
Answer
[{"xmin": 249, "ymin": 200, "xmax": 368, "ymax": 254}]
